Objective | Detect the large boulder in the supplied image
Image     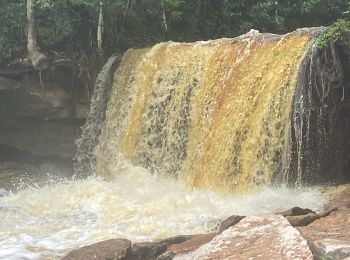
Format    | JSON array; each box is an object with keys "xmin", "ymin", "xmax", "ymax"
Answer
[
  {"xmin": 173, "ymin": 214, "xmax": 313, "ymax": 260},
  {"xmin": 165, "ymin": 233, "xmax": 216, "ymax": 256},
  {"xmin": 61, "ymin": 239, "xmax": 131, "ymax": 260},
  {"xmin": 298, "ymin": 209, "xmax": 350, "ymax": 260}
]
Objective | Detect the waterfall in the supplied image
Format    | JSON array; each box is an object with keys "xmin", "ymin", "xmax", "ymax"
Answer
[
  {"xmin": 74, "ymin": 54, "xmax": 122, "ymax": 177},
  {"xmin": 75, "ymin": 27, "xmax": 347, "ymax": 193},
  {"xmin": 4, "ymin": 28, "xmax": 342, "ymax": 258}
]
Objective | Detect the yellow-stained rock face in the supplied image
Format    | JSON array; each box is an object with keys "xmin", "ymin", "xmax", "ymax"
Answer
[{"xmin": 96, "ymin": 31, "xmax": 314, "ymax": 194}]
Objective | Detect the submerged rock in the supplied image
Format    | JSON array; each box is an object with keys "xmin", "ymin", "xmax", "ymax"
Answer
[{"xmin": 173, "ymin": 214, "xmax": 313, "ymax": 260}]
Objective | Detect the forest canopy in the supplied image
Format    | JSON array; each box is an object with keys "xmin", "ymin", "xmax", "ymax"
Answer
[{"xmin": 0, "ymin": 0, "xmax": 349, "ymax": 62}]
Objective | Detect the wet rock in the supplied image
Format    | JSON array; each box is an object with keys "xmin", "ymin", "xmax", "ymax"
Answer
[
  {"xmin": 167, "ymin": 233, "xmax": 216, "ymax": 255},
  {"xmin": 218, "ymin": 215, "xmax": 245, "ymax": 233},
  {"xmin": 278, "ymin": 207, "xmax": 315, "ymax": 217},
  {"xmin": 298, "ymin": 208, "xmax": 350, "ymax": 260},
  {"xmin": 131, "ymin": 242, "xmax": 167, "ymax": 259},
  {"xmin": 160, "ymin": 235, "xmax": 196, "ymax": 247},
  {"xmin": 286, "ymin": 213, "xmax": 320, "ymax": 226},
  {"xmin": 174, "ymin": 214, "xmax": 313, "ymax": 260},
  {"xmin": 61, "ymin": 239, "xmax": 131, "ymax": 260},
  {"xmin": 286, "ymin": 209, "xmax": 336, "ymax": 227}
]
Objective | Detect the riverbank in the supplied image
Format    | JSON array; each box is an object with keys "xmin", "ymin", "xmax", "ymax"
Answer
[{"xmin": 61, "ymin": 184, "xmax": 350, "ymax": 260}]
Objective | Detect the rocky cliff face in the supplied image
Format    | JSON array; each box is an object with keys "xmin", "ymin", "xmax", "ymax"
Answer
[{"xmin": 0, "ymin": 64, "xmax": 89, "ymax": 177}]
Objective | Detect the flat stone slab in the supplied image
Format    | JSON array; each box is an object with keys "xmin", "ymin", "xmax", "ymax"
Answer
[
  {"xmin": 298, "ymin": 208, "xmax": 350, "ymax": 259},
  {"xmin": 174, "ymin": 214, "xmax": 313, "ymax": 260}
]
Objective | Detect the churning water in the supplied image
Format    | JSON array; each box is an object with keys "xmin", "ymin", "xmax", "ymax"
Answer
[{"xmin": 0, "ymin": 159, "xmax": 324, "ymax": 259}]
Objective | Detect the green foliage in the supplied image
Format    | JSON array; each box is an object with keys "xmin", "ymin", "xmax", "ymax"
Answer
[
  {"xmin": 165, "ymin": 0, "xmax": 184, "ymax": 7},
  {"xmin": 0, "ymin": 0, "xmax": 26, "ymax": 58},
  {"xmin": 316, "ymin": 18, "xmax": 350, "ymax": 47},
  {"xmin": 0, "ymin": 0, "xmax": 349, "ymax": 59}
]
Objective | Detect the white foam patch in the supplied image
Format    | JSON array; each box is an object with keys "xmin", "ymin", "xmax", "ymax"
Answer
[{"xmin": 0, "ymin": 166, "xmax": 324, "ymax": 259}]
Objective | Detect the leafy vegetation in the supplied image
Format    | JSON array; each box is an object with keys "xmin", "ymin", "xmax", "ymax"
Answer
[
  {"xmin": 316, "ymin": 19, "xmax": 350, "ymax": 47},
  {"xmin": 0, "ymin": 0, "xmax": 349, "ymax": 61}
]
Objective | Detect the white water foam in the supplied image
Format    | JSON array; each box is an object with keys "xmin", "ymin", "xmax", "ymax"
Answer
[{"xmin": 0, "ymin": 164, "xmax": 324, "ymax": 259}]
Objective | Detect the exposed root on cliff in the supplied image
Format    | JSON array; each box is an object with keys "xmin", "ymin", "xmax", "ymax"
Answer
[{"xmin": 288, "ymin": 40, "xmax": 348, "ymax": 185}]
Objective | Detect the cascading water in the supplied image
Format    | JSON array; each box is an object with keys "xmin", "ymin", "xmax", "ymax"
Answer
[
  {"xmin": 1, "ymin": 27, "xmax": 346, "ymax": 259},
  {"xmin": 74, "ymin": 54, "xmax": 122, "ymax": 177},
  {"xmin": 93, "ymin": 28, "xmax": 324, "ymax": 193}
]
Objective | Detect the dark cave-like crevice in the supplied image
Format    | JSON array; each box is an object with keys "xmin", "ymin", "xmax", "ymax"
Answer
[{"xmin": 288, "ymin": 40, "xmax": 350, "ymax": 185}]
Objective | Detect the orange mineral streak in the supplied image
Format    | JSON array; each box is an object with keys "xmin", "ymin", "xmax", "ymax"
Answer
[
  {"xmin": 120, "ymin": 46, "xmax": 170, "ymax": 157},
  {"xmin": 185, "ymin": 35, "xmax": 311, "ymax": 193},
  {"xmin": 96, "ymin": 33, "xmax": 312, "ymax": 193}
]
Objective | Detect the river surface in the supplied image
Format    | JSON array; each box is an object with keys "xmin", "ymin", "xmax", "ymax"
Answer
[{"xmin": 0, "ymin": 163, "xmax": 324, "ymax": 259}]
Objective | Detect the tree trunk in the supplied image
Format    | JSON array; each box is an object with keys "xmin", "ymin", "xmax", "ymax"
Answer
[
  {"xmin": 97, "ymin": 4, "xmax": 104, "ymax": 54},
  {"xmin": 161, "ymin": 0, "xmax": 168, "ymax": 32},
  {"xmin": 27, "ymin": 0, "xmax": 48, "ymax": 70}
]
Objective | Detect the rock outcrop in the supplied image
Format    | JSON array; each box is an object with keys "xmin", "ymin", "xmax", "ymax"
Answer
[
  {"xmin": 0, "ymin": 65, "xmax": 89, "ymax": 171},
  {"xmin": 164, "ymin": 233, "xmax": 216, "ymax": 256},
  {"xmin": 173, "ymin": 214, "xmax": 313, "ymax": 260},
  {"xmin": 298, "ymin": 209, "xmax": 350, "ymax": 259},
  {"xmin": 62, "ymin": 239, "xmax": 131, "ymax": 260}
]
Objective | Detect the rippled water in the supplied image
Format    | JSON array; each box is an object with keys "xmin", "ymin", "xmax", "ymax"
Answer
[{"xmin": 0, "ymin": 164, "xmax": 325, "ymax": 259}]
